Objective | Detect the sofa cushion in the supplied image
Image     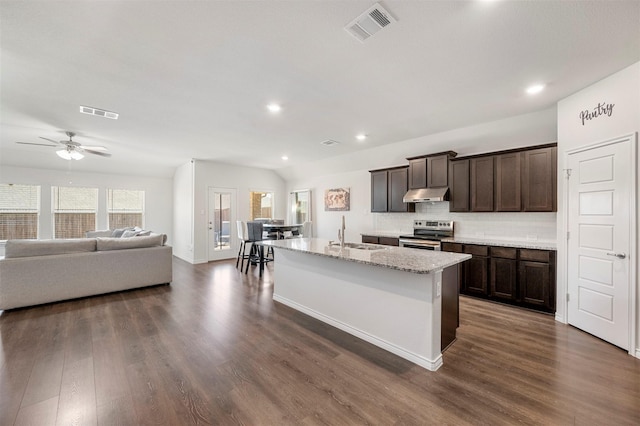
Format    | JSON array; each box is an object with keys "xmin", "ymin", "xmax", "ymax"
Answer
[
  {"xmin": 5, "ymin": 238, "xmax": 97, "ymax": 258},
  {"xmin": 96, "ymin": 234, "xmax": 165, "ymax": 251}
]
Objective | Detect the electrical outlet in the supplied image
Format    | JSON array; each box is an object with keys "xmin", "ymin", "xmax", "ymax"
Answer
[{"xmin": 436, "ymin": 281, "xmax": 441, "ymax": 297}]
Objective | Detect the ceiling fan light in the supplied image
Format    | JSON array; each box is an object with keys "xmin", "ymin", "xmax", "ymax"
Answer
[
  {"xmin": 70, "ymin": 151, "xmax": 84, "ymax": 160},
  {"xmin": 56, "ymin": 149, "xmax": 72, "ymax": 160},
  {"xmin": 56, "ymin": 149, "xmax": 84, "ymax": 160}
]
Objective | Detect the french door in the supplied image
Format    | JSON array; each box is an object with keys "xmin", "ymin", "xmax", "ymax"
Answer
[{"xmin": 208, "ymin": 187, "xmax": 237, "ymax": 261}]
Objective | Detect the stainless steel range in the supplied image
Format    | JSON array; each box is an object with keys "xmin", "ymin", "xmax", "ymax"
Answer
[{"xmin": 398, "ymin": 220, "xmax": 454, "ymax": 251}]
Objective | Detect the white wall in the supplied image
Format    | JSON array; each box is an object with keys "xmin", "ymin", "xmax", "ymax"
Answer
[
  {"xmin": 172, "ymin": 161, "xmax": 195, "ymax": 263},
  {"xmin": 284, "ymin": 108, "xmax": 558, "ymax": 243},
  {"xmin": 0, "ymin": 165, "xmax": 173, "ymax": 255},
  {"xmin": 189, "ymin": 160, "xmax": 286, "ymax": 264},
  {"xmin": 557, "ymin": 62, "xmax": 640, "ymax": 356}
]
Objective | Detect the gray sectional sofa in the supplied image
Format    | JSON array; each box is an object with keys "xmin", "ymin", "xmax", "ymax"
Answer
[{"xmin": 0, "ymin": 233, "xmax": 172, "ymax": 310}]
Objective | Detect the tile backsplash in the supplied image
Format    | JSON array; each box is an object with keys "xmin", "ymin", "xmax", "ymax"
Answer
[{"xmin": 374, "ymin": 202, "xmax": 557, "ymax": 242}]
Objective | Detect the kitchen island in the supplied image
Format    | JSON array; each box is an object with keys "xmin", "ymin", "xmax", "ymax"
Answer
[{"xmin": 260, "ymin": 238, "xmax": 470, "ymax": 371}]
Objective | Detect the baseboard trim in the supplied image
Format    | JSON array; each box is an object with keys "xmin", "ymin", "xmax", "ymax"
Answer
[
  {"xmin": 273, "ymin": 294, "xmax": 443, "ymax": 372},
  {"xmin": 635, "ymin": 348, "xmax": 640, "ymax": 359}
]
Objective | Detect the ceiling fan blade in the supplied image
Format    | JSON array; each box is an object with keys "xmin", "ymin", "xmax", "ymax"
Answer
[
  {"xmin": 39, "ymin": 137, "xmax": 64, "ymax": 145},
  {"xmin": 84, "ymin": 149, "xmax": 112, "ymax": 157},
  {"xmin": 16, "ymin": 142, "xmax": 57, "ymax": 147},
  {"xmin": 79, "ymin": 145, "xmax": 107, "ymax": 151}
]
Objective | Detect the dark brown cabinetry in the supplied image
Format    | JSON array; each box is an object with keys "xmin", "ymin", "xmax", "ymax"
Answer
[
  {"xmin": 462, "ymin": 245, "xmax": 489, "ymax": 296},
  {"xmin": 427, "ymin": 154, "xmax": 449, "ymax": 188},
  {"xmin": 441, "ymin": 242, "xmax": 556, "ymax": 313},
  {"xmin": 449, "ymin": 159, "xmax": 470, "ymax": 212},
  {"xmin": 407, "ymin": 152, "xmax": 454, "ymax": 190},
  {"xmin": 522, "ymin": 147, "xmax": 557, "ymax": 212},
  {"xmin": 495, "ymin": 153, "xmax": 521, "ymax": 211},
  {"xmin": 490, "ymin": 247, "xmax": 517, "ymax": 301},
  {"xmin": 361, "ymin": 235, "xmax": 399, "ymax": 246},
  {"xmin": 408, "ymin": 158, "xmax": 427, "ymax": 189},
  {"xmin": 470, "ymin": 157, "xmax": 494, "ymax": 212},
  {"xmin": 449, "ymin": 143, "xmax": 557, "ymax": 213},
  {"xmin": 370, "ymin": 167, "xmax": 415, "ymax": 213},
  {"xmin": 519, "ymin": 249, "xmax": 555, "ymax": 310}
]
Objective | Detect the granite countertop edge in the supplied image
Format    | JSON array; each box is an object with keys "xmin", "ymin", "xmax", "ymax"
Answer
[
  {"xmin": 441, "ymin": 237, "xmax": 557, "ymax": 250},
  {"xmin": 360, "ymin": 232, "xmax": 556, "ymax": 250},
  {"xmin": 260, "ymin": 239, "xmax": 470, "ymax": 274}
]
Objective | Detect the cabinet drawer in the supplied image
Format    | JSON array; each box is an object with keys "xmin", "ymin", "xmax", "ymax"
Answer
[
  {"xmin": 442, "ymin": 242, "xmax": 463, "ymax": 253},
  {"xmin": 491, "ymin": 246, "xmax": 517, "ymax": 259},
  {"xmin": 379, "ymin": 237, "xmax": 399, "ymax": 246},
  {"xmin": 519, "ymin": 249, "xmax": 550, "ymax": 262},
  {"xmin": 464, "ymin": 244, "xmax": 489, "ymax": 256}
]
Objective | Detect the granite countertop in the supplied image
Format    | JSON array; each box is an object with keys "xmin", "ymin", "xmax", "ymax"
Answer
[
  {"xmin": 441, "ymin": 237, "xmax": 557, "ymax": 251},
  {"xmin": 259, "ymin": 238, "xmax": 470, "ymax": 274}
]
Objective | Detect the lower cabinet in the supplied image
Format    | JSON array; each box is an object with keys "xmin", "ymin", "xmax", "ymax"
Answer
[
  {"xmin": 462, "ymin": 245, "xmax": 489, "ymax": 297},
  {"xmin": 442, "ymin": 242, "xmax": 556, "ymax": 313},
  {"xmin": 361, "ymin": 235, "xmax": 399, "ymax": 246}
]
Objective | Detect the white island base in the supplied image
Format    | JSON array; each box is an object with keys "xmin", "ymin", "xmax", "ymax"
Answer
[{"xmin": 273, "ymin": 248, "xmax": 446, "ymax": 371}]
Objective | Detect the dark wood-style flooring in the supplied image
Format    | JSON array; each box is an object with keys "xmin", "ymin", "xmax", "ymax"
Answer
[{"xmin": 1, "ymin": 257, "xmax": 639, "ymax": 425}]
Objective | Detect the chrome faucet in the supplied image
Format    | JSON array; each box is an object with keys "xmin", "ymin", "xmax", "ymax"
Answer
[{"xmin": 338, "ymin": 215, "xmax": 345, "ymax": 248}]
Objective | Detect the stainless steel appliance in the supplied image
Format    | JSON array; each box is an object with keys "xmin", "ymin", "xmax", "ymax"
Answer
[{"xmin": 398, "ymin": 220, "xmax": 454, "ymax": 251}]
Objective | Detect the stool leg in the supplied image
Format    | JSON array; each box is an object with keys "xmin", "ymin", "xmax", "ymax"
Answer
[
  {"xmin": 236, "ymin": 240, "xmax": 244, "ymax": 268},
  {"xmin": 245, "ymin": 243, "xmax": 254, "ymax": 274}
]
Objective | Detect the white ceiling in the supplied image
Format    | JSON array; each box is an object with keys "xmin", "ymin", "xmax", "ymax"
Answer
[{"xmin": 1, "ymin": 0, "xmax": 639, "ymax": 178}]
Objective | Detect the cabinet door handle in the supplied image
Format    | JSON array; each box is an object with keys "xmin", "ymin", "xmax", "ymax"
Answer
[{"xmin": 606, "ymin": 252, "xmax": 626, "ymax": 259}]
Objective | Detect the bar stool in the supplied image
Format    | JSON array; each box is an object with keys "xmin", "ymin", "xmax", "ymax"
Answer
[
  {"xmin": 245, "ymin": 221, "xmax": 274, "ymax": 276},
  {"xmin": 236, "ymin": 221, "xmax": 251, "ymax": 270}
]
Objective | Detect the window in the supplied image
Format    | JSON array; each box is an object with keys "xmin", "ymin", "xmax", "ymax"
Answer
[
  {"xmin": 52, "ymin": 186, "xmax": 98, "ymax": 238},
  {"xmin": 0, "ymin": 184, "xmax": 40, "ymax": 240},
  {"xmin": 107, "ymin": 189, "xmax": 145, "ymax": 229},
  {"xmin": 249, "ymin": 191, "xmax": 273, "ymax": 220}
]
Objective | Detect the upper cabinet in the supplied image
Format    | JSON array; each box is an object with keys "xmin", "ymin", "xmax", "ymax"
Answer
[
  {"xmin": 495, "ymin": 152, "xmax": 522, "ymax": 211},
  {"xmin": 407, "ymin": 151, "xmax": 456, "ymax": 189},
  {"xmin": 522, "ymin": 146, "xmax": 557, "ymax": 212},
  {"xmin": 408, "ymin": 158, "xmax": 427, "ymax": 189},
  {"xmin": 427, "ymin": 154, "xmax": 450, "ymax": 188},
  {"xmin": 449, "ymin": 159, "xmax": 470, "ymax": 212},
  {"xmin": 470, "ymin": 156, "xmax": 494, "ymax": 212},
  {"xmin": 449, "ymin": 143, "xmax": 557, "ymax": 213},
  {"xmin": 370, "ymin": 166, "xmax": 415, "ymax": 213}
]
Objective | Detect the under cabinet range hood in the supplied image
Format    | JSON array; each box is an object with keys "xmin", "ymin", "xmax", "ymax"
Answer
[{"xmin": 403, "ymin": 187, "xmax": 449, "ymax": 203}]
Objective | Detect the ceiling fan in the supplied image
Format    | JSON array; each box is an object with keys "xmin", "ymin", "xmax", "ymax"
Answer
[{"xmin": 16, "ymin": 131, "xmax": 112, "ymax": 160}]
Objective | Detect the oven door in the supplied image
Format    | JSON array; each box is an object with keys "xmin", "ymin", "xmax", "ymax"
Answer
[{"xmin": 398, "ymin": 238, "xmax": 441, "ymax": 251}]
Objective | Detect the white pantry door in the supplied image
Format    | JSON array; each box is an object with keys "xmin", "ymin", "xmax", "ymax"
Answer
[{"xmin": 567, "ymin": 135, "xmax": 634, "ymax": 350}]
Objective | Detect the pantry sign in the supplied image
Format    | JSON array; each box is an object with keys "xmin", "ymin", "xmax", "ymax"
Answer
[{"xmin": 579, "ymin": 101, "xmax": 615, "ymax": 126}]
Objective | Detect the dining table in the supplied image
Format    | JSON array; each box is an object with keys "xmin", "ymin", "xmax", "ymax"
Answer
[{"xmin": 262, "ymin": 223, "xmax": 303, "ymax": 240}]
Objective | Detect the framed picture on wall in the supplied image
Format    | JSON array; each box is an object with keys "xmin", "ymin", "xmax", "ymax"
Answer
[{"xmin": 324, "ymin": 187, "xmax": 350, "ymax": 211}]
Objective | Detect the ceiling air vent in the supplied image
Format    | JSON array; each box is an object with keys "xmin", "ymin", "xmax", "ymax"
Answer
[
  {"xmin": 320, "ymin": 139, "xmax": 341, "ymax": 146},
  {"xmin": 79, "ymin": 105, "xmax": 119, "ymax": 120},
  {"xmin": 344, "ymin": 3, "xmax": 396, "ymax": 43}
]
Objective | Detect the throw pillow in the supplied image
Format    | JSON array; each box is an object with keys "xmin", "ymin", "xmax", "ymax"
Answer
[
  {"xmin": 121, "ymin": 230, "xmax": 138, "ymax": 238},
  {"xmin": 135, "ymin": 230, "xmax": 151, "ymax": 237}
]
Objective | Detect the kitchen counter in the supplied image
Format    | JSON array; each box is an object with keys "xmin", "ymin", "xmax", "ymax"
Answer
[
  {"xmin": 261, "ymin": 238, "xmax": 470, "ymax": 371},
  {"xmin": 442, "ymin": 237, "xmax": 556, "ymax": 251},
  {"xmin": 261, "ymin": 238, "xmax": 470, "ymax": 274}
]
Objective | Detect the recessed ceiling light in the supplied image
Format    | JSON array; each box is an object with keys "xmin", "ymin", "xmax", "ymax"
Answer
[
  {"xmin": 266, "ymin": 103, "xmax": 282, "ymax": 113},
  {"xmin": 320, "ymin": 139, "xmax": 341, "ymax": 146},
  {"xmin": 356, "ymin": 134, "xmax": 367, "ymax": 141},
  {"xmin": 526, "ymin": 84, "xmax": 545, "ymax": 95},
  {"xmin": 281, "ymin": 155, "xmax": 288, "ymax": 160}
]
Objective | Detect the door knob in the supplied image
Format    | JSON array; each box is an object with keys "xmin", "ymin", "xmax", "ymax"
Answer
[{"xmin": 606, "ymin": 252, "xmax": 626, "ymax": 259}]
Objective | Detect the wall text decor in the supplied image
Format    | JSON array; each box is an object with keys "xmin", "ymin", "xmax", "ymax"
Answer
[{"xmin": 579, "ymin": 101, "xmax": 615, "ymax": 125}]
